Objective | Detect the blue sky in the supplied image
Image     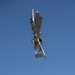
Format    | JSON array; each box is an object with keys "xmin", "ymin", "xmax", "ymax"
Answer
[{"xmin": 0, "ymin": 0, "xmax": 75, "ymax": 75}]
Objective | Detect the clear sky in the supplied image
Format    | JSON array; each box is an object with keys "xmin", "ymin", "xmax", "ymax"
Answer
[{"xmin": 0, "ymin": 0, "xmax": 75, "ymax": 75}]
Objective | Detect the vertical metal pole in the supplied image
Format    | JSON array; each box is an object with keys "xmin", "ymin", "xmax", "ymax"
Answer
[{"xmin": 32, "ymin": 9, "xmax": 35, "ymax": 23}]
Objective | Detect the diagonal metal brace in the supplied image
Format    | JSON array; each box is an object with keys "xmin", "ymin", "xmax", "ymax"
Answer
[{"xmin": 37, "ymin": 38, "xmax": 46, "ymax": 60}]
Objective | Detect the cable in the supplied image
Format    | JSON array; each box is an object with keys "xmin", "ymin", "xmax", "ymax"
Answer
[{"xmin": 44, "ymin": 61, "xmax": 49, "ymax": 75}]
